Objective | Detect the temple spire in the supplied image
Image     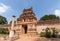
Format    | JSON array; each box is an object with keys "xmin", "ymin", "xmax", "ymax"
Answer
[{"xmin": 17, "ymin": 7, "xmax": 37, "ymax": 21}]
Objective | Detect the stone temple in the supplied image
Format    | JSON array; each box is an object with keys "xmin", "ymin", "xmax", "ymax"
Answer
[
  {"xmin": 15, "ymin": 7, "xmax": 37, "ymax": 35},
  {"xmin": 0, "ymin": 7, "xmax": 60, "ymax": 36}
]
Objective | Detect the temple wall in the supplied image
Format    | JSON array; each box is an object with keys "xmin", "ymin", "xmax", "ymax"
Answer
[{"xmin": 36, "ymin": 24, "xmax": 60, "ymax": 34}]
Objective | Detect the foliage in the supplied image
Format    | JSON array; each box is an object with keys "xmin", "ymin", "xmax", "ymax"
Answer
[
  {"xmin": 40, "ymin": 14, "xmax": 59, "ymax": 21},
  {"xmin": 0, "ymin": 28, "xmax": 9, "ymax": 34},
  {"xmin": 0, "ymin": 15, "xmax": 8, "ymax": 24},
  {"xmin": 51, "ymin": 28, "xmax": 58, "ymax": 38},
  {"xmin": 40, "ymin": 27, "xmax": 59, "ymax": 38},
  {"xmin": 57, "ymin": 34, "xmax": 60, "ymax": 38},
  {"xmin": 40, "ymin": 32, "xmax": 45, "ymax": 37},
  {"xmin": 45, "ymin": 28, "xmax": 51, "ymax": 38}
]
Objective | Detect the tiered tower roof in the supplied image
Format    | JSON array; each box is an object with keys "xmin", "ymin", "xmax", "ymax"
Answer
[{"xmin": 17, "ymin": 7, "xmax": 37, "ymax": 22}]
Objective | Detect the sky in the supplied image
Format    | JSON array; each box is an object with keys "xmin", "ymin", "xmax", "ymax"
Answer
[{"xmin": 0, "ymin": 0, "xmax": 60, "ymax": 23}]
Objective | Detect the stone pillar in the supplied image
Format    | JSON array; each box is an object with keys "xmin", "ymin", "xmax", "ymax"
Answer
[
  {"xmin": 19, "ymin": 25, "xmax": 22, "ymax": 34},
  {"xmin": 11, "ymin": 15, "xmax": 15, "ymax": 30},
  {"xmin": 9, "ymin": 15, "xmax": 15, "ymax": 38}
]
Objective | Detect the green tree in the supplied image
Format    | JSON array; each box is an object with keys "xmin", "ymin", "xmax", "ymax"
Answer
[
  {"xmin": 45, "ymin": 27, "xmax": 51, "ymax": 38},
  {"xmin": 0, "ymin": 28, "xmax": 9, "ymax": 34},
  {"xmin": 51, "ymin": 28, "xmax": 58, "ymax": 38},
  {"xmin": 0, "ymin": 15, "xmax": 8, "ymax": 24},
  {"xmin": 40, "ymin": 27, "xmax": 59, "ymax": 38},
  {"xmin": 40, "ymin": 14, "xmax": 59, "ymax": 21}
]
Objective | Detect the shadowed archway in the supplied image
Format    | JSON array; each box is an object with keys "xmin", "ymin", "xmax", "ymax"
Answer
[{"xmin": 22, "ymin": 24, "xmax": 28, "ymax": 34}]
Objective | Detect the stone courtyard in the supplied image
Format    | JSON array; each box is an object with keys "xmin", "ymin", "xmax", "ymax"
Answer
[
  {"xmin": 0, "ymin": 34, "xmax": 60, "ymax": 41},
  {"xmin": 14, "ymin": 34, "xmax": 48, "ymax": 41}
]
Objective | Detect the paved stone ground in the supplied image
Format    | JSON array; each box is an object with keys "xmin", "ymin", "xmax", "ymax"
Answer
[
  {"xmin": 48, "ymin": 38, "xmax": 60, "ymax": 41},
  {"xmin": 0, "ymin": 34, "xmax": 60, "ymax": 41},
  {"xmin": 14, "ymin": 34, "xmax": 48, "ymax": 41}
]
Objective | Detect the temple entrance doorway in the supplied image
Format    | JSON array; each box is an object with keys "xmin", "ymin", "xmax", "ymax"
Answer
[{"xmin": 22, "ymin": 24, "xmax": 28, "ymax": 34}]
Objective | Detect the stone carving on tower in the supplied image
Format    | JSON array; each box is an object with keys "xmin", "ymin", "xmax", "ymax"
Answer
[{"xmin": 17, "ymin": 7, "xmax": 37, "ymax": 22}]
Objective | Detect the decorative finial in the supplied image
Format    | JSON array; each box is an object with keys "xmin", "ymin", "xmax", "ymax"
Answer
[
  {"xmin": 12, "ymin": 15, "xmax": 16, "ymax": 17},
  {"xmin": 30, "ymin": 7, "xmax": 33, "ymax": 9}
]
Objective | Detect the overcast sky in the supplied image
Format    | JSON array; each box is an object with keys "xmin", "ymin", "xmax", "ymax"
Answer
[{"xmin": 0, "ymin": 0, "xmax": 60, "ymax": 23}]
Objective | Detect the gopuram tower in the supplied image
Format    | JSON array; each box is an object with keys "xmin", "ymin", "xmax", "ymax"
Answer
[{"xmin": 16, "ymin": 7, "xmax": 37, "ymax": 35}]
